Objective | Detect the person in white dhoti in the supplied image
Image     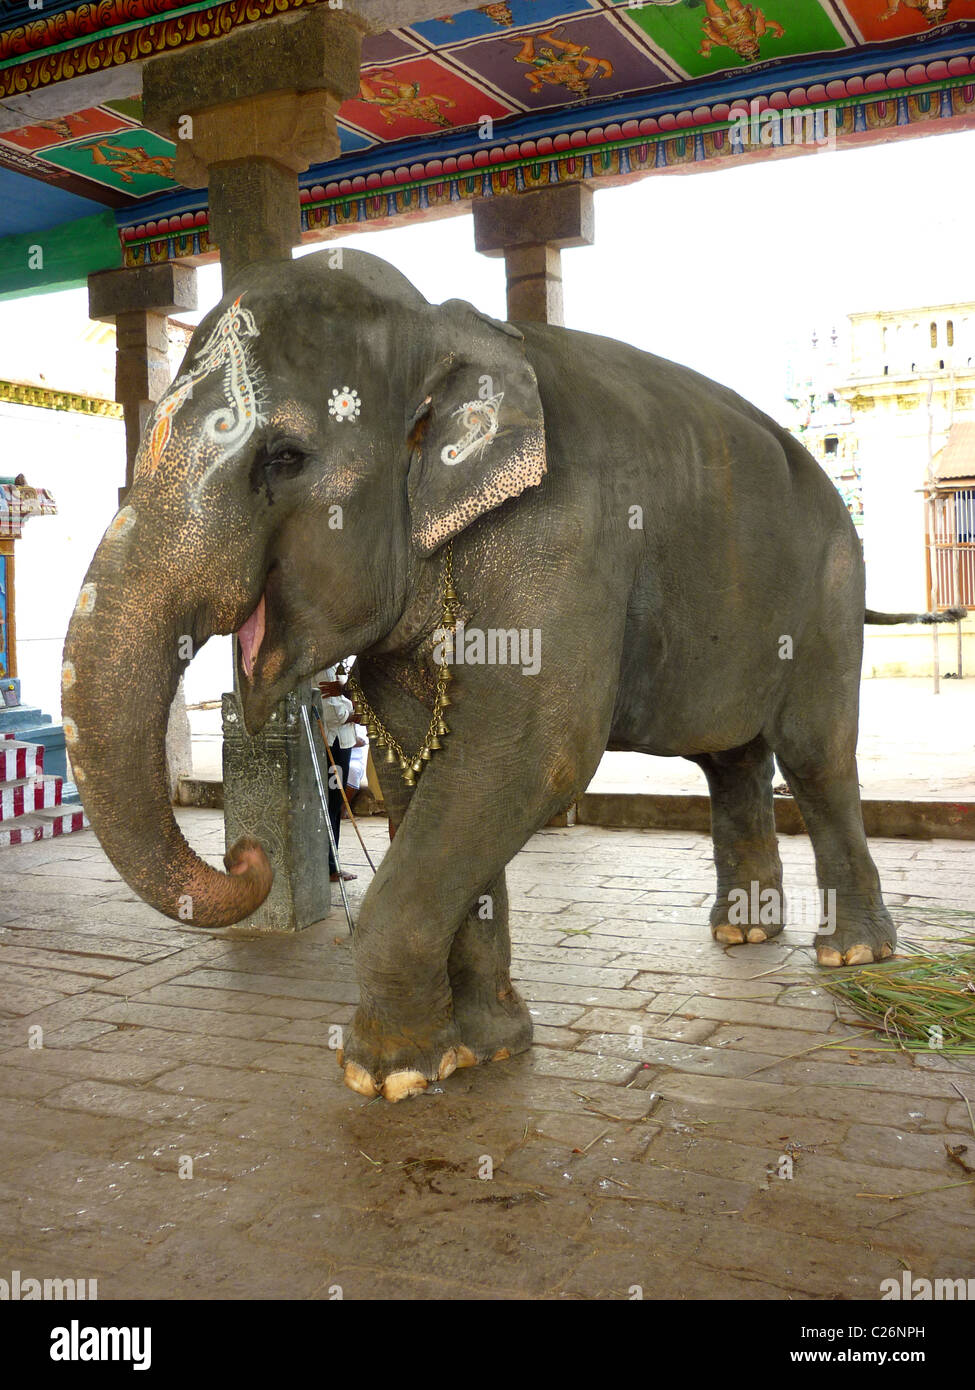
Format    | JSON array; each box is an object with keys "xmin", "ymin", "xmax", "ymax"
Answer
[{"xmin": 315, "ymin": 663, "xmax": 357, "ymax": 882}]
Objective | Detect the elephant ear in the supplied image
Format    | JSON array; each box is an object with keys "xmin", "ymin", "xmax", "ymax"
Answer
[{"xmin": 407, "ymin": 300, "xmax": 546, "ymax": 555}]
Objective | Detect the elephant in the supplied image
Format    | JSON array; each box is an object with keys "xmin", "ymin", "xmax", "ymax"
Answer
[{"xmin": 64, "ymin": 248, "xmax": 900, "ymax": 1103}]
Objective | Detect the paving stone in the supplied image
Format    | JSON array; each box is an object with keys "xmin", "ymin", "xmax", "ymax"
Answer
[
  {"xmin": 838, "ymin": 1122, "xmax": 975, "ymax": 1175},
  {"xmin": 81, "ymin": 1025, "xmax": 272, "ymax": 1069},
  {"xmin": 525, "ymin": 1002, "xmax": 587, "ymax": 1027},
  {"xmin": 519, "ymin": 982, "xmax": 654, "ymax": 1010},
  {"xmin": 176, "ymin": 967, "xmax": 359, "ymax": 1005},
  {"xmin": 577, "ymin": 1033, "xmax": 785, "ymax": 1078},
  {"xmin": 151, "ymin": 1062, "xmax": 339, "ymax": 1109},
  {"xmin": 642, "ymin": 992, "xmax": 839, "ymax": 1032},
  {"xmin": 524, "ymin": 1049, "xmax": 640, "ymax": 1084},
  {"xmin": 85, "ymin": 1000, "xmax": 294, "ymax": 1039},
  {"xmin": 257, "ymin": 1012, "xmax": 358, "ymax": 1046},
  {"xmin": 0, "ymin": 942, "xmax": 141, "ymax": 978},
  {"xmin": 122, "ymin": 982, "xmax": 338, "ymax": 1020},
  {"xmin": 572, "ymin": 1008, "xmax": 719, "ymax": 1044},
  {"xmin": 0, "ymin": 1046, "xmax": 180, "ymax": 1086},
  {"xmin": 44, "ymin": 1079, "xmax": 242, "ymax": 1126}
]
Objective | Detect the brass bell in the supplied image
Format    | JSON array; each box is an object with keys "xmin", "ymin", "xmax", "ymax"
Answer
[
  {"xmin": 442, "ymin": 666, "xmax": 453, "ymax": 683},
  {"xmin": 445, "ymin": 584, "xmax": 457, "ymax": 602},
  {"xmin": 428, "ymin": 736, "xmax": 442, "ymax": 750},
  {"xmin": 412, "ymin": 757, "xmax": 423, "ymax": 775},
  {"xmin": 438, "ymin": 691, "xmax": 451, "ymax": 708},
  {"xmin": 403, "ymin": 769, "xmax": 416, "ymax": 787},
  {"xmin": 385, "ymin": 746, "xmax": 398, "ymax": 764},
  {"xmin": 420, "ymin": 746, "xmax": 432, "ymax": 762},
  {"xmin": 437, "ymin": 719, "xmax": 449, "ymax": 736}
]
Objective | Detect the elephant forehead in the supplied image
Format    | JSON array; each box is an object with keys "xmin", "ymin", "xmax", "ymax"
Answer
[
  {"xmin": 265, "ymin": 400, "xmax": 318, "ymax": 435},
  {"xmin": 135, "ymin": 294, "xmax": 266, "ymax": 485}
]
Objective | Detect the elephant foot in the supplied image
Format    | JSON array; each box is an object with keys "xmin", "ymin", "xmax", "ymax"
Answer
[
  {"xmin": 816, "ymin": 939, "xmax": 895, "ymax": 968},
  {"xmin": 338, "ymin": 990, "xmax": 533, "ymax": 1102},
  {"xmin": 338, "ymin": 1012, "xmax": 462, "ymax": 1103},
  {"xmin": 710, "ymin": 885, "xmax": 785, "ymax": 947},
  {"xmin": 712, "ymin": 922, "xmax": 775, "ymax": 946},
  {"xmin": 814, "ymin": 902, "xmax": 897, "ymax": 968},
  {"xmin": 451, "ymin": 984, "xmax": 534, "ymax": 1067}
]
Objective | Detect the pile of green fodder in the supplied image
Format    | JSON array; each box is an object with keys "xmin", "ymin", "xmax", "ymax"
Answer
[{"xmin": 822, "ymin": 929, "xmax": 975, "ymax": 1054}]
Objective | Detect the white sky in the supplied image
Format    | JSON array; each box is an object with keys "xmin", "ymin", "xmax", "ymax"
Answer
[{"xmin": 1, "ymin": 124, "xmax": 974, "ymax": 416}]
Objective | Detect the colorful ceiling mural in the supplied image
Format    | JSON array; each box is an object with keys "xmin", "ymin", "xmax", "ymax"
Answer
[{"xmin": 0, "ymin": 0, "xmax": 974, "ymax": 278}]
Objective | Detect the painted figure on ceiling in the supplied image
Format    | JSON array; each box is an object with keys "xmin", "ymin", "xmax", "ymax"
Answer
[
  {"xmin": 436, "ymin": 2, "xmax": 528, "ymax": 25},
  {"xmin": 77, "ymin": 142, "xmax": 175, "ymax": 183},
  {"xmin": 479, "ymin": 3, "xmax": 515, "ymax": 24},
  {"xmin": 507, "ymin": 27, "xmax": 613, "ymax": 97},
  {"xmin": 698, "ymin": 1, "xmax": 784, "ymax": 63},
  {"xmin": 355, "ymin": 70, "xmax": 457, "ymax": 127},
  {"xmin": 880, "ymin": 0, "xmax": 955, "ymax": 26}
]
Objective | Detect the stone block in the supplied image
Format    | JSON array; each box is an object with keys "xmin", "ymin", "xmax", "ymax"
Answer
[
  {"xmin": 174, "ymin": 90, "xmax": 343, "ymax": 188},
  {"xmin": 142, "ymin": 10, "xmax": 364, "ymax": 133},
  {"xmin": 221, "ymin": 689, "xmax": 332, "ymax": 932},
  {"xmin": 88, "ymin": 263, "xmax": 197, "ymax": 320},
  {"xmin": 473, "ymin": 184, "xmax": 594, "ymax": 255}
]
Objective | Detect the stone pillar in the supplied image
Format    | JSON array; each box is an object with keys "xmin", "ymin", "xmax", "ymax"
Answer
[
  {"xmin": 140, "ymin": 11, "xmax": 365, "ymax": 929},
  {"xmin": 141, "ymin": 9, "xmax": 363, "ymax": 284},
  {"xmin": 473, "ymin": 184, "xmax": 595, "ymax": 326},
  {"xmin": 88, "ymin": 262, "xmax": 198, "ymax": 497},
  {"xmin": 88, "ymin": 261, "xmax": 198, "ymax": 802}
]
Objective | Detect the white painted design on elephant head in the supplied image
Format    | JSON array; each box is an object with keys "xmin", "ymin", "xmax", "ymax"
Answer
[
  {"xmin": 328, "ymin": 387, "xmax": 360, "ymax": 422},
  {"xmin": 440, "ymin": 392, "xmax": 503, "ymax": 466},
  {"xmin": 135, "ymin": 295, "xmax": 265, "ymax": 485}
]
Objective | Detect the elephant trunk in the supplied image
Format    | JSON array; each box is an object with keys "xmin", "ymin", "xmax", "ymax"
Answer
[{"xmin": 62, "ymin": 503, "xmax": 272, "ymax": 929}]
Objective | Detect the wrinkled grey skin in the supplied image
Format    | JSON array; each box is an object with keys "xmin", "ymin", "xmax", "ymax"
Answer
[{"xmin": 63, "ymin": 250, "xmax": 895, "ymax": 1102}]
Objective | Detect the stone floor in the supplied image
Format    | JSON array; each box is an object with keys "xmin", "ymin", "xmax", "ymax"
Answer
[{"xmin": 0, "ymin": 812, "xmax": 973, "ymax": 1300}]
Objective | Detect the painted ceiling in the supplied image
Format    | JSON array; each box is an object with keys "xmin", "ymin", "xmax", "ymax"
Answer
[{"xmin": 1, "ymin": 0, "xmax": 974, "ymax": 272}]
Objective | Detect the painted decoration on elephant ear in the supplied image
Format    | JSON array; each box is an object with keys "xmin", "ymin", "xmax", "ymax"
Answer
[
  {"xmin": 441, "ymin": 393, "xmax": 503, "ymax": 466},
  {"xmin": 133, "ymin": 295, "xmax": 266, "ymax": 485}
]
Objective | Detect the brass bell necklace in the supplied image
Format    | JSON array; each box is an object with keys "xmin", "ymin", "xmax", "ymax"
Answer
[{"xmin": 346, "ymin": 542, "xmax": 458, "ymax": 788}]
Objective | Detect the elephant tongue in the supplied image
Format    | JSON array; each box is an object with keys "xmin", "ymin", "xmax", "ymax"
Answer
[{"xmin": 236, "ymin": 594, "xmax": 266, "ymax": 680}]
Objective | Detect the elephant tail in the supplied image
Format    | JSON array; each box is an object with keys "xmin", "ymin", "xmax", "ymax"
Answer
[{"xmin": 865, "ymin": 606, "xmax": 968, "ymax": 625}]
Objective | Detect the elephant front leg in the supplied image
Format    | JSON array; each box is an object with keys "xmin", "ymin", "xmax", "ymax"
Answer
[
  {"xmin": 448, "ymin": 873, "xmax": 533, "ymax": 1066},
  {"xmin": 339, "ymin": 835, "xmax": 537, "ymax": 1101},
  {"xmin": 340, "ymin": 868, "xmax": 461, "ymax": 1100}
]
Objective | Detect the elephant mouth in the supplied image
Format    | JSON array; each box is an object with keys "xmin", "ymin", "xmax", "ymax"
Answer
[
  {"xmin": 233, "ymin": 569, "xmax": 298, "ymax": 734},
  {"xmin": 236, "ymin": 593, "xmax": 266, "ymax": 680}
]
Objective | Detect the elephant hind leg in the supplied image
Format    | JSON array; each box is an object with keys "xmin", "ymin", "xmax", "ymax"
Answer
[
  {"xmin": 773, "ymin": 751, "xmax": 895, "ymax": 967},
  {"xmin": 691, "ymin": 735, "xmax": 784, "ymax": 945},
  {"xmin": 768, "ymin": 674, "xmax": 895, "ymax": 967}
]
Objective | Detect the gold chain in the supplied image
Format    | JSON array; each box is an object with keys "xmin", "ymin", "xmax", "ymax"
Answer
[{"xmin": 347, "ymin": 543, "xmax": 457, "ymax": 787}]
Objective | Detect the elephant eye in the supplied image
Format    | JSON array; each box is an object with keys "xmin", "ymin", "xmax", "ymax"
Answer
[
  {"xmin": 267, "ymin": 448, "xmax": 306, "ymax": 477},
  {"xmin": 250, "ymin": 443, "xmax": 308, "ymax": 503}
]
